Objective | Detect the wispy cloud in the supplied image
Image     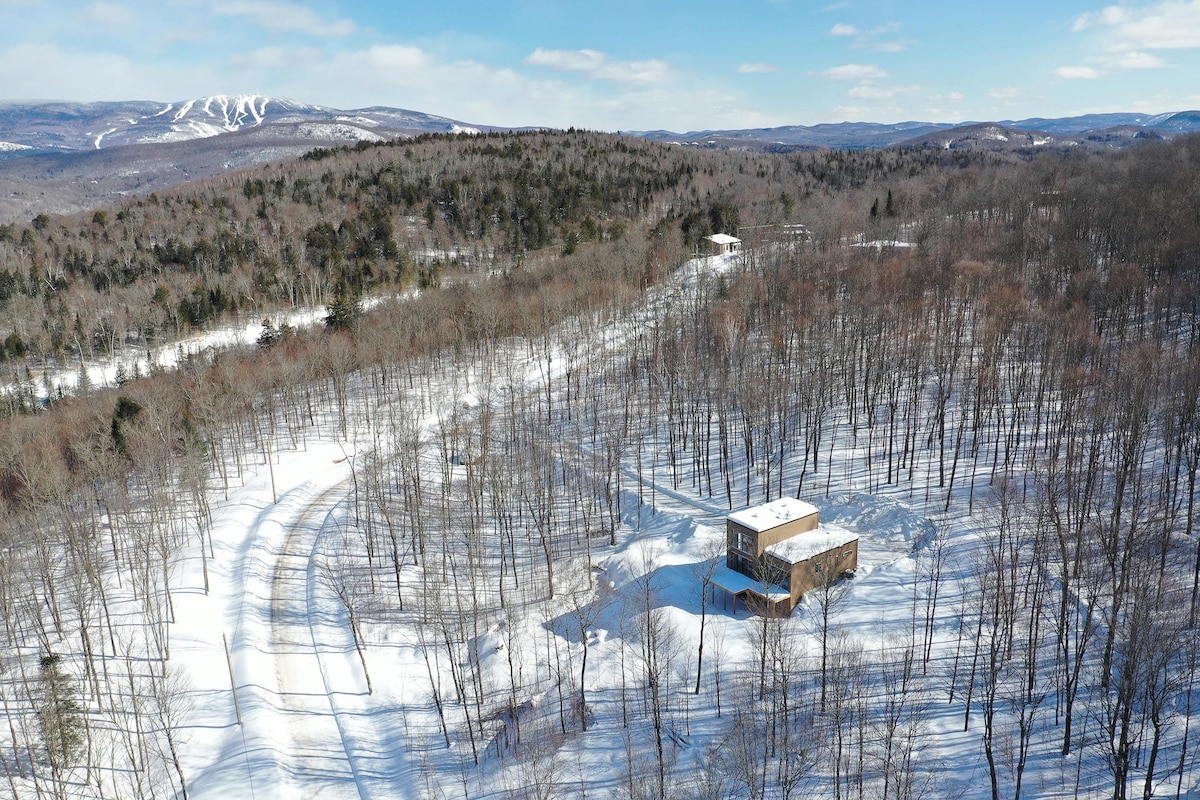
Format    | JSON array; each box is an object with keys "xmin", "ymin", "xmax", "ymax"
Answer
[
  {"xmin": 737, "ymin": 62, "xmax": 779, "ymax": 74},
  {"xmin": 821, "ymin": 63, "xmax": 889, "ymax": 81},
  {"xmin": 1054, "ymin": 65, "xmax": 1102, "ymax": 79},
  {"xmin": 1053, "ymin": 49, "xmax": 1162, "ymax": 79},
  {"xmin": 213, "ymin": 2, "xmax": 356, "ymax": 37},
  {"xmin": 1066, "ymin": 1, "xmax": 1198, "ymax": 77},
  {"xmin": 829, "ymin": 21, "xmax": 912, "ymax": 52},
  {"xmin": 1110, "ymin": 50, "xmax": 1166, "ymax": 68},
  {"xmin": 819, "ymin": 62, "xmax": 906, "ymax": 108},
  {"xmin": 1073, "ymin": 0, "xmax": 1200, "ymax": 50},
  {"xmin": 525, "ymin": 48, "xmax": 671, "ymax": 85}
]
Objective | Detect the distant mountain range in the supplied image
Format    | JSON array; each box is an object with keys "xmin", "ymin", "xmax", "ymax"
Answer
[
  {"xmin": 630, "ymin": 111, "xmax": 1200, "ymax": 152},
  {"xmin": 3, "ymin": 96, "xmax": 1196, "ymax": 160},
  {"xmin": 0, "ymin": 95, "xmax": 1197, "ymax": 224}
]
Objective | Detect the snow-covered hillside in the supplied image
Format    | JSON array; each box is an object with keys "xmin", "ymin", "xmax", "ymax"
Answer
[
  {"xmin": 131, "ymin": 95, "xmax": 319, "ymax": 145},
  {"xmin": 0, "ymin": 96, "xmax": 493, "ymax": 154}
]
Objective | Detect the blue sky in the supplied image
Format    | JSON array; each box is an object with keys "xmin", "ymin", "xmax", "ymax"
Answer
[{"xmin": 2, "ymin": 0, "xmax": 1199, "ymax": 131}]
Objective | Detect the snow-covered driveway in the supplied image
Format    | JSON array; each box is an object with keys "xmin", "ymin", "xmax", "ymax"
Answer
[
  {"xmin": 181, "ymin": 441, "xmax": 412, "ymax": 800},
  {"xmin": 267, "ymin": 480, "xmax": 367, "ymax": 798}
]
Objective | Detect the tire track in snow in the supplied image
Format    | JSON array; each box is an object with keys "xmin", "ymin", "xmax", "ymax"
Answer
[
  {"xmin": 211, "ymin": 464, "xmax": 351, "ymax": 800},
  {"xmin": 269, "ymin": 479, "xmax": 369, "ymax": 800},
  {"xmin": 271, "ymin": 477, "xmax": 416, "ymax": 800}
]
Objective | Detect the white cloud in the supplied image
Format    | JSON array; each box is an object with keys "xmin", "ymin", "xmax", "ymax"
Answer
[
  {"xmin": 1055, "ymin": 65, "xmax": 1103, "ymax": 78},
  {"xmin": 213, "ymin": 1, "xmax": 356, "ymax": 37},
  {"xmin": 821, "ymin": 63, "xmax": 888, "ymax": 80},
  {"xmin": 829, "ymin": 21, "xmax": 910, "ymax": 51},
  {"xmin": 1109, "ymin": 50, "xmax": 1166, "ymax": 68},
  {"xmin": 525, "ymin": 48, "xmax": 671, "ymax": 86},
  {"xmin": 1053, "ymin": 49, "xmax": 1163, "ymax": 81},
  {"xmin": 737, "ymin": 62, "xmax": 779, "ymax": 74},
  {"xmin": 1072, "ymin": 5, "xmax": 1129, "ymax": 32},
  {"xmin": 1073, "ymin": 0, "xmax": 1200, "ymax": 48},
  {"xmin": 1071, "ymin": 0, "xmax": 1200, "ymax": 68}
]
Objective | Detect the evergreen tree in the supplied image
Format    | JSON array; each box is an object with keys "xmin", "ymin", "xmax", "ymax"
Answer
[
  {"xmin": 324, "ymin": 286, "xmax": 362, "ymax": 330},
  {"xmin": 257, "ymin": 318, "xmax": 282, "ymax": 348},
  {"xmin": 37, "ymin": 654, "xmax": 84, "ymax": 774}
]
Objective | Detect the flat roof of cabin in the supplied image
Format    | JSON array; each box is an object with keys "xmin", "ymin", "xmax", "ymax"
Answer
[
  {"xmin": 706, "ymin": 233, "xmax": 741, "ymax": 245},
  {"xmin": 764, "ymin": 525, "xmax": 859, "ymax": 565},
  {"xmin": 727, "ymin": 497, "xmax": 820, "ymax": 533},
  {"xmin": 711, "ymin": 564, "xmax": 791, "ymax": 602}
]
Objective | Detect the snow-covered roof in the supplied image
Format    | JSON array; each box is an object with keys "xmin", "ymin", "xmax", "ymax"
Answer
[
  {"xmin": 728, "ymin": 497, "xmax": 819, "ymax": 532},
  {"xmin": 706, "ymin": 233, "xmax": 741, "ymax": 245},
  {"xmin": 851, "ymin": 240, "xmax": 915, "ymax": 249},
  {"xmin": 711, "ymin": 564, "xmax": 790, "ymax": 601},
  {"xmin": 765, "ymin": 525, "xmax": 859, "ymax": 565}
]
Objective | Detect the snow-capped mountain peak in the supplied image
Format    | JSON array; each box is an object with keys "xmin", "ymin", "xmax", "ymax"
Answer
[
  {"xmin": 0, "ymin": 95, "xmax": 484, "ymax": 155},
  {"xmin": 171, "ymin": 95, "xmax": 316, "ymax": 129},
  {"xmin": 140, "ymin": 95, "xmax": 314, "ymax": 144}
]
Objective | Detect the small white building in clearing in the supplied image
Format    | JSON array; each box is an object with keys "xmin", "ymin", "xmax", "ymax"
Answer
[
  {"xmin": 711, "ymin": 497, "xmax": 859, "ymax": 616},
  {"xmin": 705, "ymin": 233, "xmax": 741, "ymax": 256}
]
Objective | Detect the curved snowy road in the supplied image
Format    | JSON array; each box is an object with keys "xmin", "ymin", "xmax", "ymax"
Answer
[
  {"xmin": 273, "ymin": 476, "xmax": 417, "ymax": 800},
  {"xmin": 267, "ymin": 481, "xmax": 368, "ymax": 798},
  {"xmin": 189, "ymin": 447, "xmax": 413, "ymax": 800}
]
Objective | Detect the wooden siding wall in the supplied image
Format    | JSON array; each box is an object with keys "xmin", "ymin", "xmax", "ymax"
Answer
[
  {"xmin": 726, "ymin": 512, "xmax": 820, "ymax": 556},
  {"xmin": 787, "ymin": 541, "xmax": 859, "ymax": 605}
]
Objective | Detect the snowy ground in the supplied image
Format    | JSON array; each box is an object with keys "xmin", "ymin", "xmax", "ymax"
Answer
[
  {"xmin": 70, "ymin": 250, "xmax": 1169, "ymax": 800},
  {"xmin": 168, "ymin": 417, "xmax": 967, "ymax": 800},
  {"xmin": 3, "ymin": 294, "xmax": 398, "ymax": 401}
]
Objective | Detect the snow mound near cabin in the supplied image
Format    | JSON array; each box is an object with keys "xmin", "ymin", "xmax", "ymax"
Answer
[{"xmin": 814, "ymin": 492, "xmax": 936, "ymax": 551}]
